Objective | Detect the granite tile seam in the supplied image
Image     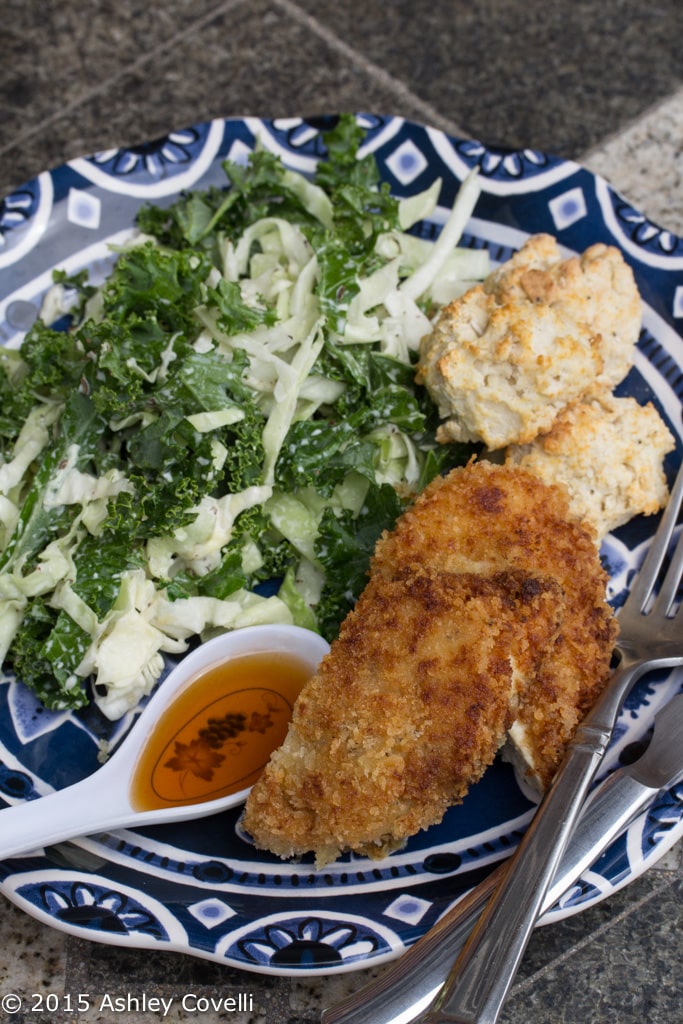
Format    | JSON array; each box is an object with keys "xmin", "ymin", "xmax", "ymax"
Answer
[
  {"xmin": 0, "ymin": 0, "xmax": 246, "ymax": 166},
  {"xmin": 272, "ymin": 0, "xmax": 469, "ymax": 139},
  {"xmin": 0, "ymin": 0, "xmax": 466, "ymax": 180},
  {"xmin": 579, "ymin": 82, "xmax": 683, "ymax": 235},
  {"xmin": 507, "ymin": 870, "xmax": 678, "ymax": 1000},
  {"xmin": 579, "ymin": 83, "xmax": 683, "ymax": 166}
]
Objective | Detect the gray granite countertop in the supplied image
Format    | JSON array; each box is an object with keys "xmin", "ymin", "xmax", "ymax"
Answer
[{"xmin": 1, "ymin": 2, "xmax": 682, "ymax": 1023}]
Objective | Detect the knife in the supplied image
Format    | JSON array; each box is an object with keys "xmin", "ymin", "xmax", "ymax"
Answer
[{"xmin": 321, "ymin": 692, "xmax": 683, "ymax": 1024}]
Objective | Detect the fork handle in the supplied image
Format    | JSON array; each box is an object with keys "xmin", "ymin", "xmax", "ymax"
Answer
[{"xmin": 418, "ymin": 659, "xmax": 640, "ymax": 1024}]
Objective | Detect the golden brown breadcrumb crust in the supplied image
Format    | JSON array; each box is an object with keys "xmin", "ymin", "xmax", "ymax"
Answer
[
  {"xmin": 372, "ymin": 459, "xmax": 619, "ymax": 787},
  {"xmin": 242, "ymin": 564, "xmax": 564, "ymax": 864}
]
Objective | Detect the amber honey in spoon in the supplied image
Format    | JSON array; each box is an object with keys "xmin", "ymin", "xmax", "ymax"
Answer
[
  {"xmin": 0, "ymin": 624, "xmax": 329, "ymax": 860},
  {"xmin": 131, "ymin": 649, "xmax": 313, "ymax": 811}
]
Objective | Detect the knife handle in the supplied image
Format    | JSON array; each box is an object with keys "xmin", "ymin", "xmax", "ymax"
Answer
[
  {"xmin": 418, "ymin": 726, "xmax": 616, "ymax": 1022},
  {"xmin": 543, "ymin": 767, "xmax": 655, "ymax": 907}
]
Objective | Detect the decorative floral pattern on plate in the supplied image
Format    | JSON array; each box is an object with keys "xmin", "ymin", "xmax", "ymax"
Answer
[
  {"xmin": 226, "ymin": 912, "xmax": 393, "ymax": 970},
  {"xmin": 67, "ymin": 120, "xmax": 226, "ymax": 198},
  {"xmin": 10, "ymin": 872, "xmax": 182, "ymax": 943},
  {"xmin": 0, "ymin": 114, "xmax": 681, "ymax": 975},
  {"xmin": 0, "ymin": 174, "xmax": 53, "ymax": 272}
]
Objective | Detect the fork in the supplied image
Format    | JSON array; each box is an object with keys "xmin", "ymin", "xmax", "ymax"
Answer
[{"xmin": 407, "ymin": 458, "xmax": 683, "ymax": 1024}]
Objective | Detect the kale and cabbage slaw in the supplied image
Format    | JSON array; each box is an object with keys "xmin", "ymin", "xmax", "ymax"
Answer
[{"xmin": 0, "ymin": 116, "xmax": 487, "ymax": 721}]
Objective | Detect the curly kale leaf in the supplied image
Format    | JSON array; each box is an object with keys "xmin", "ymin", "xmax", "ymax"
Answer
[
  {"xmin": 314, "ymin": 483, "xmax": 405, "ymax": 639},
  {"xmin": 274, "ymin": 418, "xmax": 376, "ymax": 496},
  {"xmin": 99, "ymin": 241, "xmax": 210, "ymax": 337},
  {"xmin": 207, "ymin": 278, "xmax": 278, "ymax": 333},
  {"xmin": 137, "ymin": 148, "xmax": 322, "ymax": 262},
  {"xmin": 0, "ymin": 391, "xmax": 103, "ymax": 576},
  {"xmin": 7, "ymin": 600, "xmax": 90, "ymax": 711}
]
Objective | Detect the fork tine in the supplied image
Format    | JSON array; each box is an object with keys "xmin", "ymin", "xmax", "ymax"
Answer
[
  {"xmin": 626, "ymin": 459, "xmax": 683, "ymax": 614},
  {"xmin": 651, "ymin": 521, "xmax": 683, "ymax": 618}
]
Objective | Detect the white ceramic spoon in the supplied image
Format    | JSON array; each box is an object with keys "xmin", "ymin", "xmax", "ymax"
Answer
[{"xmin": 0, "ymin": 624, "xmax": 329, "ymax": 859}]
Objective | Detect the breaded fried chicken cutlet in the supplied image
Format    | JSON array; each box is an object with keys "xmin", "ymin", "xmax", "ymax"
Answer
[
  {"xmin": 243, "ymin": 564, "xmax": 564, "ymax": 865},
  {"xmin": 372, "ymin": 460, "xmax": 619, "ymax": 790},
  {"xmin": 243, "ymin": 460, "xmax": 618, "ymax": 866}
]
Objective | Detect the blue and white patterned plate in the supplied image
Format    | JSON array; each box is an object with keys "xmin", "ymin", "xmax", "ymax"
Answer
[{"xmin": 0, "ymin": 114, "xmax": 681, "ymax": 976}]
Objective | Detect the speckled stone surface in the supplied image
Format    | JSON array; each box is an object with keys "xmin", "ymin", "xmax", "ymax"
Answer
[
  {"xmin": 1, "ymin": 2, "xmax": 683, "ymax": 1022},
  {"xmin": 582, "ymin": 85, "xmax": 683, "ymax": 236}
]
